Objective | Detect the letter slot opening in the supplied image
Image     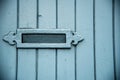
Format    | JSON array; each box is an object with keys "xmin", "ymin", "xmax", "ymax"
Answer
[{"xmin": 22, "ymin": 33, "xmax": 66, "ymax": 43}]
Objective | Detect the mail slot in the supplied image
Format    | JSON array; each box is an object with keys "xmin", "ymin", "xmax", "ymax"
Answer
[
  {"xmin": 3, "ymin": 29, "xmax": 83, "ymax": 48},
  {"xmin": 22, "ymin": 33, "xmax": 66, "ymax": 43}
]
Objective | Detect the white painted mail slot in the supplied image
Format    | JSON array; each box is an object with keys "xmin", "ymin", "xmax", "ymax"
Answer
[{"xmin": 3, "ymin": 29, "xmax": 83, "ymax": 48}]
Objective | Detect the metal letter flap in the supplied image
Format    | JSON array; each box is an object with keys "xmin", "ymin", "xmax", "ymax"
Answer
[{"xmin": 3, "ymin": 29, "xmax": 83, "ymax": 48}]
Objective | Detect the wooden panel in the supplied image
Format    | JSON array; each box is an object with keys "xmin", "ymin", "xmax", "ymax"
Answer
[
  {"xmin": 19, "ymin": 0, "xmax": 36, "ymax": 28},
  {"xmin": 76, "ymin": 0, "xmax": 94, "ymax": 80},
  {"xmin": 95, "ymin": 0, "xmax": 114, "ymax": 80},
  {"xmin": 57, "ymin": 0, "xmax": 75, "ymax": 80},
  {"xmin": 0, "ymin": 0, "xmax": 16, "ymax": 80},
  {"xmin": 38, "ymin": 0, "xmax": 56, "ymax": 80},
  {"xmin": 115, "ymin": 0, "xmax": 120, "ymax": 80},
  {"xmin": 17, "ymin": 0, "xmax": 37, "ymax": 80},
  {"xmin": 17, "ymin": 50, "xmax": 36, "ymax": 80},
  {"xmin": 38, "ymin": 0, "xmax": 56, "ymax": 29}
]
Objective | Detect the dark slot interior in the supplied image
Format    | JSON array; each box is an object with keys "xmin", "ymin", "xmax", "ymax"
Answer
[{"xmin": 22, "ymin": 33, "xmax": 66, "ymax": 43}]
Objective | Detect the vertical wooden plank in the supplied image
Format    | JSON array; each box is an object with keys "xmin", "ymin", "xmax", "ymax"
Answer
[
  {"xmin": 17, "ymin": 50, "xmax": 36, "ymax": 80},
  {"xmin": 95, "ymin": 0, "xmax": 115, "ymax": 80},
  {"xmin": 76, "ymin": 0, "xmax": 94, "ymax": 80},
  {"xmin": 57, "ymin": 0, "xmax": 75, "ymax": 80},
  {"xmin": 38, "ymin": 0, "xmax": 56, "ymax": 28},
  {"xmin": 0, "ymin": 0, "xmax": 16, "ymax": 80},
  {"xmin": 19, "ymin": 0, "xmax": 36, "ymax": 28},
  {"xmin": 115, "ymin": 0, "xmax": 120, "ymax": 80},
  {"xmin": 38, "ymin": 0, "xmax": 56, "ymax": 80},
  {"xmin": 17, "ymin": 0, "xmax": 36, "ymax": 80}
]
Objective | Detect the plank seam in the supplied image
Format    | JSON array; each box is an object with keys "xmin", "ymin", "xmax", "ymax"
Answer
[
  {"xmin": 37, "ymin": 0, "xmax": 39, "ymax": 29},
  {"xmin": 93, "ymin": 0, "xmax": 96, "ymax": 80},
  {"xmin": 36, "ymin": 0, "xmax": 39, "ymax": 80},
  {"xmin": 74, "ymin": 0, "xmax": 77, "ymax": 80},
  {"xmin": 56, "ymin": 0, "xmax": 58, "ymax": 80},
  {"xmin": 112, "ymin": 0, "xmax": 117, "ymax": 79},
  {"xmin": 36, "ymin": 49, "xmax": 38, "ymax": 80},
  {"xmin": 55, "ymin": 49, "xmax": 58, "ymax": 80},
  {"xmin": 16, "ymin": 49, "xmax": 18, "ymax": 80},
  {"xmin": 16, "ymin": 0, "xmax": 19, "ymax": 79},
  {"xmin": 56, "ymin": 0, "xmax": 58, "ymax": 29}
]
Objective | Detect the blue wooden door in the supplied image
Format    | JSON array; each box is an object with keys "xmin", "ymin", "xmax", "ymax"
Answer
[{"xmin": 0, "ymin": 0, "xmax": 120, "ymax": 80}]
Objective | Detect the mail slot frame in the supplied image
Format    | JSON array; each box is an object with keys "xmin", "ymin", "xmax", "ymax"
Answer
[{"xmin": 16, "ymin": 29, "xmax": 72, "ymax": 48}]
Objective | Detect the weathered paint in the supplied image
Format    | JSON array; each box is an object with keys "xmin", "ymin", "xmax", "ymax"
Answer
[{"xmin": 0, "ymin": 0, "xmax": 120, "ymax": 80}]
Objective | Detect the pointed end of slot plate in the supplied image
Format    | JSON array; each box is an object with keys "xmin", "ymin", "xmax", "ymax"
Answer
[
  {"xmin": 71, "ymin": 32, "xmax": 84, "ymax": 46},
  {"xmin": 3, "ymin": 31, "xmax": 16, "ymax": 45}
]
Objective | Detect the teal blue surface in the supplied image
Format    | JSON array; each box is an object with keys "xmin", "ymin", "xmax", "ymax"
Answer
[
  {"xmin": 0, "ymin": 0, "xmax": 16, "ymax": 80},
  {"xmin": 0, "ymin": 0, "xmax": 119, "ymax": 80}
]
